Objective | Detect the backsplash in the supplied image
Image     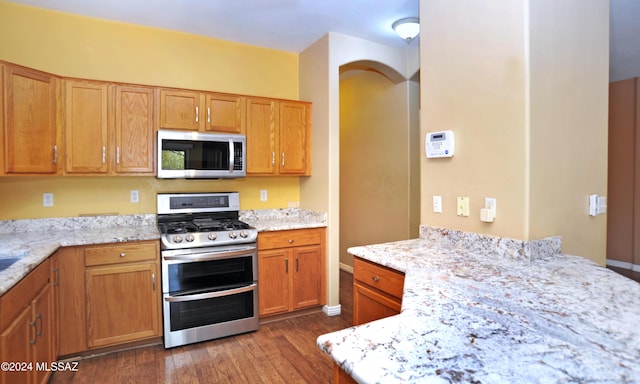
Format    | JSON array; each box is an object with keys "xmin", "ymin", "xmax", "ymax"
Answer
[
  {"xmin": 0, "ymin": 214, "xmax": 157, "ymax": 234},
  {"xmin": 419, "ymin": 225, "xmax": 562, "ymax": 262}
]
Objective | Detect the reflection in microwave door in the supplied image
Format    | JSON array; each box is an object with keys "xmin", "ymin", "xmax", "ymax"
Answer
[{"xmin": 162, "ymin": 150, "xmax": 186, "ymax": 170}]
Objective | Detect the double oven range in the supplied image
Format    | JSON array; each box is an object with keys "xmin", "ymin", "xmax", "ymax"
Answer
[{"xmin": 157, "ymin": 192, "xmax": 259, "ymax": 348}]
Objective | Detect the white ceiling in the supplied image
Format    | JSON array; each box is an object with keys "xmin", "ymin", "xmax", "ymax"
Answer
[
  {"xmin": 5, "ymin": 0, "xmax": 639, "ymax": 81},
  {"xmin": 5, "ymin": 0, "xmax": 420, "ymax": 52}
]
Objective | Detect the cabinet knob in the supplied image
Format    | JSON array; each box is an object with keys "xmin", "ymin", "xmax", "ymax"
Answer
[
  {"xmin": 372, "ymin": 276, "xmax": 380, "ymax": 282},
  {"xmin": 288, "ymin": 239, "xmax": 294, "ymax": 244},
  {"xmin": 119, "ymin": 253, "xmax": 126, "ymax": 257}
]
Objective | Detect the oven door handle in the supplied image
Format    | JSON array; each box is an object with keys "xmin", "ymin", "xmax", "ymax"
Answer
[
  {"xmin": 163, "ymin": 246, "xmax": 256, "ymax": 262},
  {"xmin": 164, "ymin": 283, "xmax": 257, "ymax": 303}
]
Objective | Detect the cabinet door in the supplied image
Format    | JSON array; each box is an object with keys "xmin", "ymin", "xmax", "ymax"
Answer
[
  {"xmin": 0, "ymin": 307, "xmax": 30, "ymax": 384},
  {"xmin": 292, "ymin": 245, "xmax": 324, "ymax": 310},
  {"xmin": 86, "ymin": 262, "xmax": 159, "ymax": 348},
  {"xmin": 31, "ymin": 285, "xmax": 52, "ymax": 384},
  {"xmin": 54, "ymin": 247, "xmax": 87, "ymax": 356},
  {"xmin": 246, "ymin": 97, "xmax": 277, "ymax": 174},
  {"xmin": 0, "ymin": 63, "xmax": 5, "ymax": 176},
  {"xmin": 204, "ymin": 93, "xmax": 244, "ymax": 133},
  {"xmin": 158, "ymin": 89, "xmax": 202, "ymax": 130},
  {"xmin": 114, "ymin": 85, "xmax": 154, "ymax": 173},
  {"xmin": 353, "ymin": 282, "xmax": 401, "ymax": 326},
  {"xmin": 4, "ymin": 65, "xmax": 58, "ymax": 174},
  {"xmin": 258, "ymin": 249, "xmax": 290, "ymax": 315},
  {"xmin": 279, "ymin": 101, "xmax": 310, "ymax": 175},
  {"xmin": 64, "ymin": 80, "xmax": 109, "ymax": 173}
]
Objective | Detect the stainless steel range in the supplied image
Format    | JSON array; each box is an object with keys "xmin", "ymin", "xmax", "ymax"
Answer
[{"xmin": 157, "ymin": 192, "xmax": 259, "ymax": 348}]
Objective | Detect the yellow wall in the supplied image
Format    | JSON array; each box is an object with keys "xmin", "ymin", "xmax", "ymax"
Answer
[
  {"xmin": 0, "ymin": 176, "xmax": 299, "ymax": 220},
  {"xmin": 0, "ymin": 1, "xmax": 302, "ymax": 220},
  {"xmin": 420, "ymin": 0, "xmax": 609, "ymax": 264},
  {"xmin": 420, "ymin": 0, "xmax": 528, "ymax": 239},
  {"xmin": 528, "ymin": 0, "xmax": 609, "ymax": 261},
  {"xmin": 339, "ymin": 69, "xmax": 419, "ymax": 268}
]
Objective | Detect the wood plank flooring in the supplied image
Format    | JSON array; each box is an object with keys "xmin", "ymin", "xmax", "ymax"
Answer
[{"xmin": 49, "ymin": 270, "xmax": 354, "ymax": 384}]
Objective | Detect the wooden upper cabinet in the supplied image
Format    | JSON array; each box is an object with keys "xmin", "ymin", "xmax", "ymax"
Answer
[
  {"xmin": 158, "ymin": 89, "xmax": 202, "ymax": 130},
  {"xmin": 246, "ymin": 98, "xmax": 311, "ymax": 176},
  {"xmin": 3, "ymin": 64, "xmax": 58, "ymax": 174},
  {"xmin": 246, "ymin": 97, "xmax": 277, "ymax": 174},
  {"xmin": 114, "ymin": 85, "xmax": 154, "ymax": 173},
  {"xmin": 158, "ymin": 89, "xmax": 244, "ymax": 133},
  {"xmin": 279, "ymin": 101, "xmax": 310, "ymax": 175},
  {"xmin": 64, "ymin": 80, "xmax": 109, "ymax": 174},
  {"xmin": 204, "ymin": 93, "xmax": 244, "ymax": 133},
  {"xmin": 62, "ymin": 81, "xmax": 154, "ymax": 175}
]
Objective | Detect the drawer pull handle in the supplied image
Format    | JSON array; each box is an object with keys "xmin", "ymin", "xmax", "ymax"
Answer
[
  {"xmin": 119, "ymin": 253, "xmax": 126, "ymax": 257},
  {"xmin": 288, "ymin": 239, "xmax": 294, "ymax": 244},
  {"xmin": 372, "ymin": 276, "xmax": 380, "ymax": 282}
]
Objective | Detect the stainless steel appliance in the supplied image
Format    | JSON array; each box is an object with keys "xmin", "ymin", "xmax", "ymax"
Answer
[
  {"xmin": 157, "ymin": 192, "xmax": 258, "ymax": 348},
  {"xmin": 157, "ymin": 129, "xmax": 246, "ymax": 179}
]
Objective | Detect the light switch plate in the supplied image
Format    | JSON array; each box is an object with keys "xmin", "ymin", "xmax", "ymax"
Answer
[
  {"xmin": 433, "ymin": 196, "xmax": 442, "ymax": 213},
  {"xmin": 457, "ymin": 197, "xmax": 469, "ymax": 217},
  {"xmin": 43, "ymin": 193, "xmax": 54, "ymax": 207},
  {"xmin": 260, "ymin": 190, "xmax": 268, "ymax": 201}
]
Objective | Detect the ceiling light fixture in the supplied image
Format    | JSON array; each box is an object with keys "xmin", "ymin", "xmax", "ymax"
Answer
[{"xmin": 392, "ymin": 17, "xmax": 420, "ymax": 42}]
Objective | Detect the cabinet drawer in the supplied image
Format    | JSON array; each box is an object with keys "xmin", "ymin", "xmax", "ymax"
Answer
[
  {"xmin": 258, "ymin": 228, "xmax": 324, "ymax": 250},
  {"xmin": 85, "ymin": 241, "xmax": 158, "ymax": 266},
  {"xmin": 353, "ymin": 257, "xmax": 404, "ymax": 299},
  {"xmin": 0, "ymin": 258, "xmax": 50, "ymax": 331}
]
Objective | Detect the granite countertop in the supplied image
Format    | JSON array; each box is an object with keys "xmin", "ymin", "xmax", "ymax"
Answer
[
  {"xmin": 317, "ymin": 227, "xmax": 640, "ymax": 383},
  {"xmin": 240, "ymin": 208, "xmax": 327, "ymax": 231},
  {"xmin": 0, "ymin": 209, "xmax": 327, "ymax": 297}
]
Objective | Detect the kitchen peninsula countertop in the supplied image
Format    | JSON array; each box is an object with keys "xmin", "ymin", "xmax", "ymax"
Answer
[
  {"xmin": 317, "ymin": 227, "xmax": 640, "ymax": 383},
  {"xmin": 0, "ymin": 209, "xmax": 327, "ymax": 297}
]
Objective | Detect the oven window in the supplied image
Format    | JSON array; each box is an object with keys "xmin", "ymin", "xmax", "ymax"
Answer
[
  {"xmin": 169, "ymin": 290, "xmax": 254, "ymax": 331},
  {"xmin": 167, "ymin": 256, "xmax": 254, "ymax": 295}
]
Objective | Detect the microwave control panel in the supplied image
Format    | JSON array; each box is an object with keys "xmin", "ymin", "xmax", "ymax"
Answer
[{"xmin": 425, "ymin": 130, "xmax": 455, "ymax": 158}]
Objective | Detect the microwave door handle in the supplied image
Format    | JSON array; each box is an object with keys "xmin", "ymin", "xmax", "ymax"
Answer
[
  {"xmin": 229, "ymin": 139, "xmax": 234, "ymax": 172},
  {"xmin": 164, "ymin": 283, "xmax": 257, "ymax": 302}
]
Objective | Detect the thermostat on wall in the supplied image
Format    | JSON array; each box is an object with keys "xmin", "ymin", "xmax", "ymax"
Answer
[{"xmin": 425, "ymin": 130, "xmax": 455, "ymax": 158}]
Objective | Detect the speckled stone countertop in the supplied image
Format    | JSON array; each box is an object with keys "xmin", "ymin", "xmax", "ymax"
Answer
[
  {"xmin": 317, "ymin": 226, "xmax": 640, "ymax": 383},
  {"xmin": 0, "ymin": 209, "xmax": 326, "ymax": 297},
  {"xmin": 0, "ymin": 214, "xmax": 160, "ymax": 296},
  {"xmin": 240, "ymin": 208, "xmax": 327, "ymax": 231}
]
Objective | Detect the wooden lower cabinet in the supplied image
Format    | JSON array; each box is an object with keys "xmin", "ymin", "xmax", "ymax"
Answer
[
  {"xmin": 258, "ymin": 228, "xmax": 326, "ymax": 316},
  {"xmin": 55, "ymin": 241, "xmax": 161, "ymax": 356},
  {"xmin": 333, "ymin": 364, "xmax": 357, "ymax": 384},
  {"xmin": 353, "ymin": 257, "xmax": 405, "ymax": 326},
  {"xmin": 0, "ymin": 259, "xmax": 54, "ymax": 384},
  {"xmin": 86, "ymin": 262, "xmax": 159, "ymax": 347}
]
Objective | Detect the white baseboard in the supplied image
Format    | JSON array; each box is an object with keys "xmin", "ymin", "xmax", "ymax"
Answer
[
  {"xmin": 339, "ymin": 262, "xmax": 353, "ymax": 274},
  {"xmin": 322, "ymin": 304, "xmax": 342, "ymax": 317},
  {"xmin": 606, "ymin": 259, "xmax": 640, "ymax": 272}
]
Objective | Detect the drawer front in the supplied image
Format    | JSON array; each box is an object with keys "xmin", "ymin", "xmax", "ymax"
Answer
[
  {"xmin": 353, "ymin": 257, "xmax": 404, "ymax": 299},
  {"xmin": 258, "ymin": 228, "xmax": 324, "ymax": 250},
  {"xmin": 85, "ymin": 241, "xmax": 158, "ymax": 266}
]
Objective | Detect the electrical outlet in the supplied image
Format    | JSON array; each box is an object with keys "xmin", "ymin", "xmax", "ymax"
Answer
[
  {"xmin": 260, "ymin": 190, "xmax": 268, "ymax": 202},
  {"xmin": 130, "ymin": 190, "xmax": 139, "ymax": 203},
  {"xmin": 433, "ymin": 196, "xmax": 442, "ymax": 213},
  {"xmin": 43, "ymin": 193, "xmax": 54, "ymax": 207},
  {"xmin": 457, "ymin": 197, "xmax": 469, "ymax": 217},
  {"xmin": 484, "ymin": 198, "xmax": 496, "ymax": 218}
]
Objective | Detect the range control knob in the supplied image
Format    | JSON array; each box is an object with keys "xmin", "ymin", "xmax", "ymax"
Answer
[
  {"xmin": 229, "ymin": 231, "xmax": 238, "ymax": 239},
  {"xmin": 208, "ymin": 232, "xmax": 217, "ymax": 241},
  {"xmin": 173, "ymin": 235, "xmax": 183, "ymax": 243},
  {"xmin": 186, "ymin": 234, "xmax": 195, "ymax": 242},
  {"xmin": 240, "ymin": 230, "xmax": 248, "ymax": 238}
]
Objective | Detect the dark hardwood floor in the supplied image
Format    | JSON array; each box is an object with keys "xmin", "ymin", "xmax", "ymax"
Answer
[
  {"xmin": 50, "ymin": 270, "xmax": 354, "ymax": 384},
  {"xmin": 607, "ymin": 266, "xmax": 640, "ymax": 284}
]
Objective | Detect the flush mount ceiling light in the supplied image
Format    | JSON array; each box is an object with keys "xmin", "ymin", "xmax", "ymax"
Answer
[{"xmin": 392, "ymin": 17, "xmax": 420, "ymax": 42}]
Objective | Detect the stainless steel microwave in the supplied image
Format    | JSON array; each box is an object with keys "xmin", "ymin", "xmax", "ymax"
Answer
[{"xmin": 157, "ymin": 129, "xmax": 246, "ymax": 179}]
